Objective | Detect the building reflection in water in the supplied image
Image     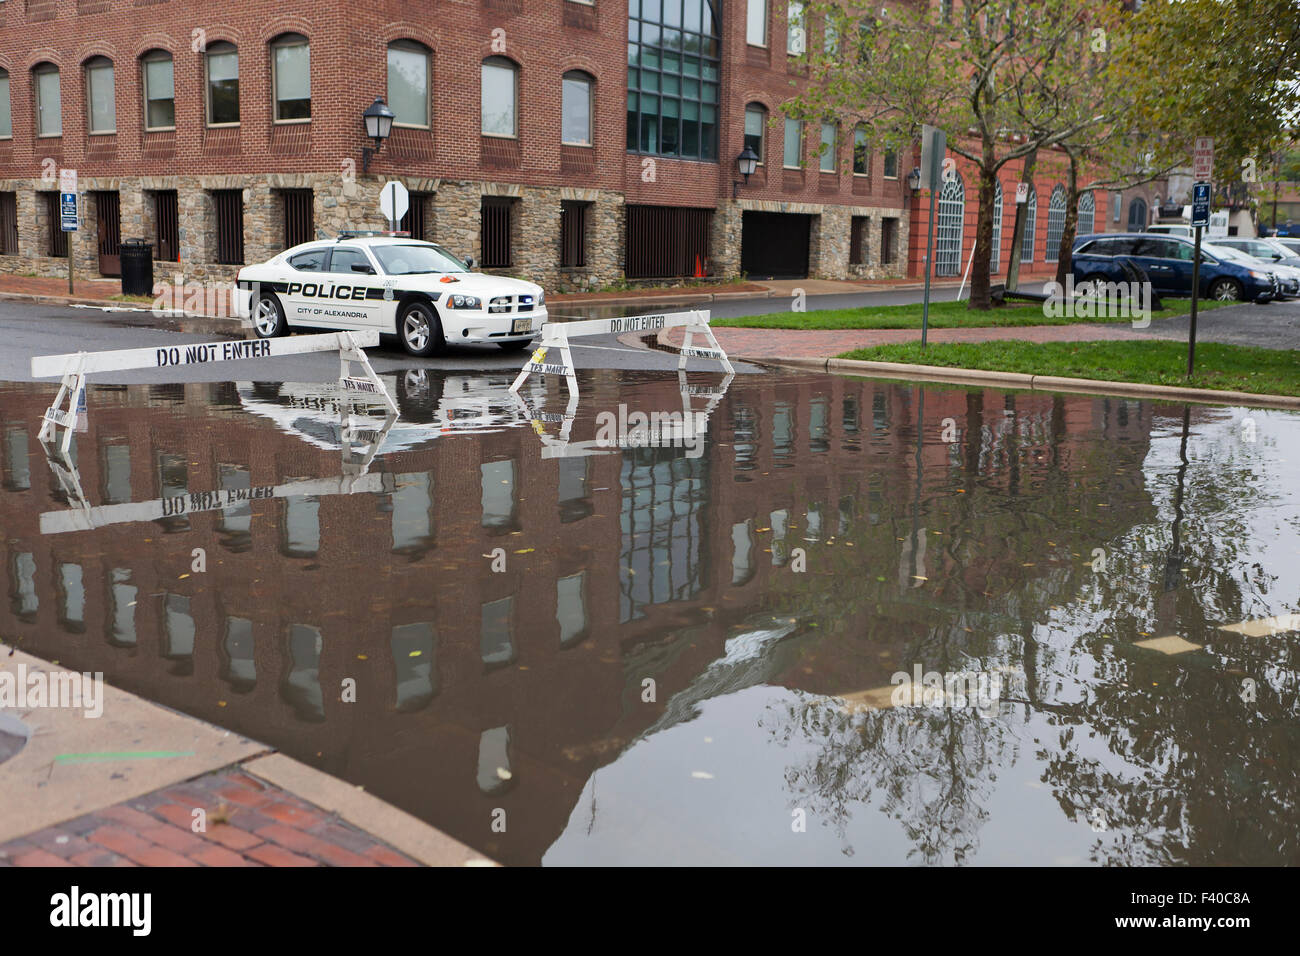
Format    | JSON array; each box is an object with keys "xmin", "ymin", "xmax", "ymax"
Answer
[{"xmin": 2, "ymin": 369, "xmax": 1299, "ymax": 866}]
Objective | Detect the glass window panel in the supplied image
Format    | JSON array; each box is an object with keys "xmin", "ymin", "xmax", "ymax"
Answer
[
  {"xmin": 820, "ymin": 122, "xmax": 835, "ymax": 171},
  {"xmin": 562, "ymin": 73, "xmax": 591, "ymax": 145},
  {"xmin": 392, "ymin": 471, "xmax": 433, "ymax": 550},
  {"xmin": 476, "ymin": 726, "xmax": 512, "ymax": 793},
  {"xmin": 164, "ymin": 593, "xmax": 194, "ymax": 659},
  {"xmin": 36, "ymin": 70, "xmax": 61, "ymax": 136},
  {"xmin": 145, "ymin": 57, "xmax": 174, "ymax": 128},
  {"xmin": 59, "ymin": 563, "xmax": 84, "ymax": 628},
  {"xmin": 0, "ymin": 73, "xmax": 11, "ymax": 137},
  {"xmin": 481, "ymin": 60, "xmax": 516, "ymax": 136},
  {"xmin": 784, "ymin": 118, "xmax": 801, "ymax": 167},
  {"xmin": 388, "ymin": 43, "xmax": 429, "ymax": 127},
  {"xmin": 222, "ymin": 616, "xmax": 255, "ymax": 686},
  {"xmin": 274, "ymin": 41, "xmax": 310, "ymax": 119},
  {"xmin": 391, "ymin": 622, "xmax": 436, "ymax": 711},
  {"xmin": 480, "ymin": 459, "xmax": 516, "ymax": 529},
  {"xmin": 480, "ymin": 596, "xmax": 514, "ymax": 665},
  {"xmin": 284, "ymin": 623, "xmax": 324, "ymax": 720},
  {"xmin": 748, "ymin": 0, "xmax": 768, "ymax": 44},
  {"xmin": 109, "ymin": 568, "xmax": 136, "ymax": 646},
  {"xmin": 5, "ymin": 427, "xmax": 30, "ymax": 490},
  {"xmin": 87, "ymin": 63, "xmax": 115, "ymax": 133}
]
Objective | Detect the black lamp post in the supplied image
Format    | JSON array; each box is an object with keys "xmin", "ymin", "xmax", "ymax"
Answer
[
  {"xmin": 361, "ymin": 97, "xmax": 395, "ymax": 173},
  {"xmin": 732, "ymin": 146, "xmax": 760, "ymax": 199}
]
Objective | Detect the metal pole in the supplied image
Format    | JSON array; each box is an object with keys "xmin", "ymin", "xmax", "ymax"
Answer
[
  {"xmin": 66, "ymin": 229, "xmax": 73, "ymax": 295},
  {"xmin": 1187, "ymin": 225, "xmax": 1202, "ymax": 378},
  {"xmin": 921, "ymin": 172, "xmax": 938, "ymax": 349}
]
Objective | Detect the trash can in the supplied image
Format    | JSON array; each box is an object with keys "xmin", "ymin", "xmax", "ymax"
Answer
[{"xmin": 120, "ymin": 239, "xmax": 154, "ymax": 297}]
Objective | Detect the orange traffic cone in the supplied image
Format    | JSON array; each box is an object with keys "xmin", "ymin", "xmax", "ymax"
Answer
[{"xmin": 694, "ymin": 253, "xmax": 704, "ymax": 278}]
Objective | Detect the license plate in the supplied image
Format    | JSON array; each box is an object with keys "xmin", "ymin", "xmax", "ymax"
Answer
[{"xmin": 511, "ymin": 317, "xmax": 533, "ymax": 334}]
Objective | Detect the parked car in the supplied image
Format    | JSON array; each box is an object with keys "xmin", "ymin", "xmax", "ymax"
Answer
[
  {"xmin": 1071, "ymin": 233, "xmax": 1277, "ymax": 301},
  {"xmin": 1276, "ymin": 237, "xmax": 1300, "ymax": 256},
  {"xmin": 1145, "ymin": 223, "xmax": 1197, "ymax": 239},
  {"xmin": 1203, "ymin": 243, "xmax": 1300, "ymax": 298},
  {"xmin": 1209, "ymin": 236, "xmax": 1300, "ymax": 269},
  {"xmin": 236, "ymin": 234, "xmax": 547, "ymax": 356}
]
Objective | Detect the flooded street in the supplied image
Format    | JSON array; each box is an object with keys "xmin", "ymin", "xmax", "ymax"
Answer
[{"xmin": 3, "ymin": 366, "xmax": 1299, "ymax": 866}]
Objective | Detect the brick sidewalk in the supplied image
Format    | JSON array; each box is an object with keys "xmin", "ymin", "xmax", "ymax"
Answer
[
  {"xmin": 682, "ymin": 322, "xmax": 1158, "ymax": 360},
  {"xmin": 0, "ymin": 768, "xmax": 418, "ymax": 867}
]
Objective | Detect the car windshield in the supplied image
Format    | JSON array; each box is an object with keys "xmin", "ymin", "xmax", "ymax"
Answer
[{"xmin": 371, "ymin": 243, "xmax": 469, "ymax": 275}]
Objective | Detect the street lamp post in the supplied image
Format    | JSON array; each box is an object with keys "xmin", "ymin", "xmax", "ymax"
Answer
[{"xmin": 361, "ymin": 97, "xmax": 396, "ymax": 173}]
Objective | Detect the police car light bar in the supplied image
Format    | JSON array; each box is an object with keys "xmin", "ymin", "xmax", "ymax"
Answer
[{"xmin": 336, "ymin": 230, "xmax": 410, "ymax": 239}]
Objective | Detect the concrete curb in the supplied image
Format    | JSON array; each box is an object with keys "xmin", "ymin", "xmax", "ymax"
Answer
[
  {"xmin": 750, "ymin": 355, "xmax": 1300, "ymax": 410},
  {"xmin": 242, "ymin": 753, "xmax": 497, "ymax": 867}
]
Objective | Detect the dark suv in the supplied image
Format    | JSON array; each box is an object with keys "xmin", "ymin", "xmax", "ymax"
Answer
[{"xmin": 1072, "ymin": 233, "xmax": 1276, "ymax": 302}]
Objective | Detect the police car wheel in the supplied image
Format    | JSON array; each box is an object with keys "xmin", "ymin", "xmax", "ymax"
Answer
[
  {"xmin": 399, "ymin": 301, "xmax": 445, "ymax": 357},
  {"xmin": 252, "ymin": 295, "xmax": 287, "ymax": 338},
  {"xmin": 497, "ymin": 339, "xmax": 532, "ymax": 351}
]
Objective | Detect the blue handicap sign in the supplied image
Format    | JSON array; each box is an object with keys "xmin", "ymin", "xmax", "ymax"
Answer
[
  {"xmin": 1191, "ymin": 182, "xmax": 1210, "ymax": 228},
  {"xmin": 60, "ymin": 192, "xmax": 78, "ymax": 232}
]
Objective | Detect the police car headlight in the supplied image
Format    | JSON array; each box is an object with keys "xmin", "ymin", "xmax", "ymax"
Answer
[
  {"xmin": 448, "ymin": 295, "xmax": 481, "ymax": 309},
  {"xmin": 537, "ymin": 290, "xmax": 545, "ymax": 306}
]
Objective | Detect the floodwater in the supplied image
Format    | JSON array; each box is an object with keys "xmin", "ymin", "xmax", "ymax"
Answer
[{"xmin": 2, "ymin": 365, "xmax": 1299, "ymax": 866}]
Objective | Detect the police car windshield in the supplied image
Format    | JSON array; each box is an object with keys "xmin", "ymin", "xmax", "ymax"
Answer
[{"xmin": 371, "ymin": 244, "xmax": 468, "ymax": 275}]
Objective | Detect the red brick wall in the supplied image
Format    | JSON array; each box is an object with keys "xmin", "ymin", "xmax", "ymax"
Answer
[{"xmin": 906, "ymin": 144, "xmax": 1115, "ymax": 280}]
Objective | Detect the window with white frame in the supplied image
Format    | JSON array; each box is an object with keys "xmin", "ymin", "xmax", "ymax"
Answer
[
  {"xmin": 142, "ymin": 51, "xmax": 174, "ymax": 130},
  {"xmin": 0, "ymin": 70, "xmax": 10, "ymax": 138},
  {"xmin": 744, "ymin": 103, "xmax": 766, "ymax": 164},
  {"xmin": 747, "ymin": 0, "xmax": 768, "ymax": 45},
  {"xmin": 387, "ymin": 40, "xmax": 430, "ymax": 128},
  {"xmin": 206, "ymin": 42, "xmax": 239, "ymax": 126},
  {"xmin": 561, "ymin": 70, "xmax": 592, "ymax": 145},
  {"xmin": 85, "ymin": 57, "xmax": 115, "ymax": 134},
  {"xmin": 33, "ymin": 64, "xmax": 61, "ymax": 137},
  {"xmin": 481, "ymin": 57, "xmax": 518, "ymax": 137},
  {"xmin": 819, "ymin": 121, "xmax": 835, "ymax": 172},
  {"xmin": 783, "ymin": 117, "xmax": 802, "ymax": 168},
  {"xmin": 272, "ymin": 34, "xmax": 310, "ymax": 121},
  {"xmin": 787, "ymin": 2, "xmax": 806, "ymax": 54}
]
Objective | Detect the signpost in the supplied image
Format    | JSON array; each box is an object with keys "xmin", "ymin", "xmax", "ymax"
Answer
[
  {"xmin": 1188, "ymin": 180, "xmax": 1211, "ymax": 378},
  {"xmin": 918, "ymin": 126, "xmax": 946, "ymax": 349},
  {"xmin": 59, "ymin": 168, "xmax": 77, "ymax": 294},
  {"xmin": 379, "ymin": 181, "xmax": 409, "ymax": 232}
]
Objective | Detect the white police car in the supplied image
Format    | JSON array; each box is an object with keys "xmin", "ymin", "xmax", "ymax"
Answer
[{"xmin": 236, "ymin": 234, "xmax": 547, "ymax": 356}]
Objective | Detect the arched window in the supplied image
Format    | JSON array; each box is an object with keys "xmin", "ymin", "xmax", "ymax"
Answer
[
  {"xmin": 1127, "ymin": 197, "xmax": 1147, "ymax": 232},
  {"xmin": 388, "ymin": 40, "xmax": 430, "ymax": 129},
  {"xmin": 627, "ymin": 0, "xmax": 721, "ymax": 159},
  {"xmin": 745, "ymin": 103, "xmax": 768, "ymax": 165},
  {"xmin": 991, "ymin": 180, "xmax": 1003, "ymax": 274},
  {"xmin": 1077, "ymin": 190, "xmax": 1095, "ymax": 235},
  {"xmin": 271, "ymin": 33, "xmax": 310, "ymax": 121},
  {"xmin": 84, "ymin": 57, "xmax": 115, "ymax": 134},
  {"xmin": 481, "ymin": 56, "xmax": 518, "ymax": 137},
  {"xmin": 935, "ymin": 171, "xmax": 964, "ymax": 277},
  {"xmin": 141, "ymin": 50, "xmax": 174, "ymax": 130},
  {"xmin": 32, "ymin": 63, "xmax": 61, "ymax": 137},
  {"xmin": 1020, "ymin": 186, "xmax": 1037, "ymax": 263},
  {"xmin": 1045, "ymin": 184, "xmax": 1067, "ymax": 263},
  {"xmin": 562, "ymin": 70, "xmax": 593, "ymax": 146},
  {"xmin": 205, "ymin": 42, "xmax": 239, "ymax": 126}
]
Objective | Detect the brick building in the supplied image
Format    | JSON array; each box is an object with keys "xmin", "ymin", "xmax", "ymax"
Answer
[{"xmin": 0, "ymin": 0, "xmax": 912, "ymax": 292}]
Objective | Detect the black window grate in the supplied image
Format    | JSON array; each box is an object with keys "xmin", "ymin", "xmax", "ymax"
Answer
[
  {"xmin": 481, "ymin": 198, "xmax": 513, "ymax": 268},
  {"xmin": 154, "ymin": 190, "xmax": 179, "ymax": 262},
  {"xmin": 0, "ymin": 193, "xmax": 18, "ymax": 255},
  {"xmin": 560, "ymin": 201, "xmax": 588, "ymax": 268},
  {"xmin": 399, "ymin": 193, "xmax": 429, "ymax": 241},
  {"xmin": 849, "ymin": 216, "xmax": 869, "ymax": 265},
  {"xmin": 213, "ymin": 190, "xmax": 244, "ymax": 265},
  {"xmin": 44, "ymin": 193, "xmax": 67, "ymax": 258},
  {"xmin": 282, "ymin": 190, "xmax": 314, "ymax": 249},
  {"xmin": 625, "ymin": 205, "xmax": 711, "ymax": 279}
]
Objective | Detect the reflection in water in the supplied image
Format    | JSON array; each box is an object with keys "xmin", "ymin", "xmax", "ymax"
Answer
[{"xmin": 3, "ymin": 370, "xmax": 1300, "ymax": 866}]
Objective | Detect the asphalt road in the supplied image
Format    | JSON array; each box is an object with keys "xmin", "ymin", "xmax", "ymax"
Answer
[{"xmin": 0, "ymin": 286, "xmax": 1294, "ymax": 387}]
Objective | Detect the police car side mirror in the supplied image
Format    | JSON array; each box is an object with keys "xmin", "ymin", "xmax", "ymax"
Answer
[
  {"xmin": 464, "ymin": 256, "xmax": 475, "ymax": 270},
  {"xmin": 350, "ymin": 263, "xmax": 375, "ymax": 274}
]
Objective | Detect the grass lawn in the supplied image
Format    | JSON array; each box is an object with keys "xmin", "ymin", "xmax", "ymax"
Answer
[
  {"xmin": 836, "ymin": 339, "xmax": 1300, "ymax": 397},
  {"xmin": 716, "ymin": 296, "xmax": 1234, "ymax": 330}
]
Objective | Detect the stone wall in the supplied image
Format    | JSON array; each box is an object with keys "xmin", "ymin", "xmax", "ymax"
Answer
[{"xmin": 0, "ymin": 175, "xmax": 908, "ymax": 289}]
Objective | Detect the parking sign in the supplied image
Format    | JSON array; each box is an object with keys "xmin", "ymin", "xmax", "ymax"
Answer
[
  {"xmin": 1191, "ymin": 182, "xmax": 1211, "ymax": 227},
  {"xmin": 60, "ymin": 192, "xmax": 78, "ymax": 232}
]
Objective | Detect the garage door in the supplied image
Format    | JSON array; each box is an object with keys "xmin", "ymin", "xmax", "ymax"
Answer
[{"xmin": 741, "ymin": 212, "xmax": 811, "ymax": 279}]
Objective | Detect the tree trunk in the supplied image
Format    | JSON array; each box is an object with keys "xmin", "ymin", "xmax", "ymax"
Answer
[
  {"xmin": 968, "ymin": 141, "xmax": 997, "ymax": 310},
  {"xmin": 1055, "ymin": 150, "xmax": 1080, "ymax": 287},
  {"xmin": 1006, "ymin": 148, "xmax": 1038, "ymax": 292}
]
